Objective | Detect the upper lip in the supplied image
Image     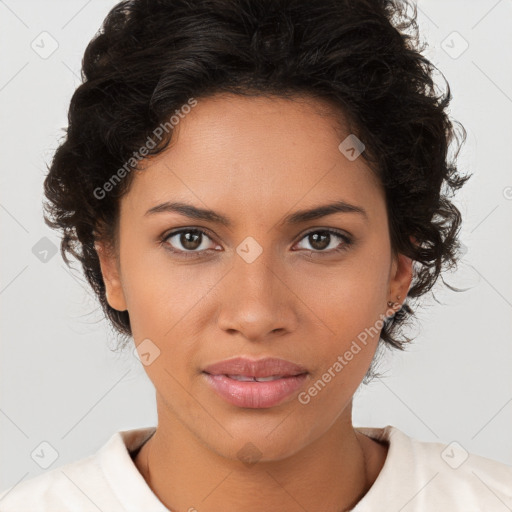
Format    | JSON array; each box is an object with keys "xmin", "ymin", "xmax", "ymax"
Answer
[{"xmin": 203, "ymin": 357, "xmax": 308, "ymax": 378}]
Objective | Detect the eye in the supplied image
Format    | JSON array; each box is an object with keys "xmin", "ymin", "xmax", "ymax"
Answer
[
  {"xmin": 293, "ymin": 229, "xmax": 353, "ymax": 254},
  {"xmin": 162, "ymin": 228, "xmax": 220, "ymax": 258},
  {"xmin": 160, "ymin": 227, "xmax": 353, "ymax": 259}
]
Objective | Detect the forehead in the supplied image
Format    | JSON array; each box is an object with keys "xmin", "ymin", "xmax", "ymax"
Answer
[{"xmin": 122, "ymin": 93, "xmax": 385, "ymax": 224}]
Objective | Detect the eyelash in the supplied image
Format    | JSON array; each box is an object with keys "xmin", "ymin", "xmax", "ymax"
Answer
[{"xmin": 160, "ymin": 227, "xmax": 354, "ymax": 259}]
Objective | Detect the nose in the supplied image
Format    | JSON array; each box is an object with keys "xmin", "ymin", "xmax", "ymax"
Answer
[{"xmin": 215, "ymin": 248, "xmax": 299, "ymax": 342}]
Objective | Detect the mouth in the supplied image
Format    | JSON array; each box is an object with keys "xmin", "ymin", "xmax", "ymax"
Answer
[
  {"xmin": 202, "ymin": 373, "xmax": 309, "ymax": 409},
  {"xmin": 202, "ymin": 357, "xmax": 309, "ymax": 408},
  {"xmin": 202, "ymin": 356, "xmax": 308, "ymax": 378},
  {"xmin": 223, "ymin": 374, "xmax": 296, "ymax": 382}
]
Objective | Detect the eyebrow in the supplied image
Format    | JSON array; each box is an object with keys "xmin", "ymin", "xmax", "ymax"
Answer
[{"xmin": 144, "ymin": 200, "xmax": 368, "ymax": 227}]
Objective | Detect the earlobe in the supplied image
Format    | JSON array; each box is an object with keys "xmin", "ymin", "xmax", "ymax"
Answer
[{"xmin": 95, "ymin": 241, "xmax": 128, "ymax": 312}]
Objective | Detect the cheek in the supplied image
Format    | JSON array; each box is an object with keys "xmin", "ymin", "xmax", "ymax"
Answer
[
  {"xmin": 119, "ymin": 240, "xmax": 218, "ymax": 344},
  {"xmin": 297, "ymin": 259, "xmax": 389, "ymax": 335},
  {"xmin": 118, "ymin": 250, "xmax": 170, "ymax": 336},
  {"xmin": 299, "ymin": 280, "xmax": 386, "ymax": 415},
  {"xmin": 294, "ymin": 251, "xmax": 390, "ymax": 387}
]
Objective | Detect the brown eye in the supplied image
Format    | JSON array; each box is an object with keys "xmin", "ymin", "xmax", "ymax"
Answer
[
  {"xmin": 294, "ymin": 229, "xmax": 353, "ymax": 254},
  {"xmin": 163, "ymin": 229, "xmax": 217, "ymax": 255}
]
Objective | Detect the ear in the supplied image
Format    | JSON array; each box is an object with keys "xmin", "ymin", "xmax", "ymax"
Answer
[
  {"xmin": 389, "ymin": 252, "xmax": 413, "ymax": 302},
  {"xmin": 388, "ymin": 236, "xmax": 415, "ymax": 304},
  {"xmin": 95, "ymin": 241, "xmax": 128, "ymax": 312}
]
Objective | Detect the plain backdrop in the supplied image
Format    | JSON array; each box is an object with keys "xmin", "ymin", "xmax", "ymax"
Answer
[{"xmin": 1, "ymin": 0, "xmax": 511, "ymax": 492}]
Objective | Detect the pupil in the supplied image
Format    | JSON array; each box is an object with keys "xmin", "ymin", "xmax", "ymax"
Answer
[
  {"xmin": 310, "ymin": 232, "xmax": 330, "ymax": 250},
  {"xmin": 182, "ymin": 231, "xmax": 201, "ymax": 250}
]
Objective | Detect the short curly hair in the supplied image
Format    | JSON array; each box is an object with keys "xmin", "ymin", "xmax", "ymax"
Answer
[{"xmin": 43, "ymin": 0, "xmax": 470, "ymax": 360}]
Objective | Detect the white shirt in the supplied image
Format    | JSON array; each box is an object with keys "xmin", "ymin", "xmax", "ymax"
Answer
[{"xmin": 1, "ymin": 425, "xmax": 511, "ymax": 511}]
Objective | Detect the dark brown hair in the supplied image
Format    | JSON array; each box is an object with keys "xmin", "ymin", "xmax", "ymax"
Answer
[{"xmin": 42, "ymin": 0, "xmax": 470, "ymax": 369}]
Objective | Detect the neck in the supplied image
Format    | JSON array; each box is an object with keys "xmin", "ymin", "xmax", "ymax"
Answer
[{"xmin": 134, "ymin": 401, "xmax": 387, "ymax": 512}]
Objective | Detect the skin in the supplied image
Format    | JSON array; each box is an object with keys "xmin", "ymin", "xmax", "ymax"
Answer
[{"xmin": 96, "ymin": 93, "xmax": 413, "ymax": 512}]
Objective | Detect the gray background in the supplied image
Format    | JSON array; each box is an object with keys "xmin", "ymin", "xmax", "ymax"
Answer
[{"xmin": 1, "ymin": 0, "xmax": 511, "ymax": 492}]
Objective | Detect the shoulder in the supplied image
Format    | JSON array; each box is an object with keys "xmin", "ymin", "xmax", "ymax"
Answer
[
  {"xmin": 411, "ymin": 430, "xmax": 512, "ymax": 506},
  {"xmin": 0, "ymin": 452, "xmax": 105, "ymax": 511},
  {"xmin": 0, "ymin": 427, "xmax": 157, "ymax": 512},
  {"xmin": 355, "ymin": 425, "xmax": 512, "ymax": 511}
]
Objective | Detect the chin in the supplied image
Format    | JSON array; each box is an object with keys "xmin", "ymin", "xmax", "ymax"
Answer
[{"xmin": 197, "ymin": 417, "xmax": 318, "ymax": 464}]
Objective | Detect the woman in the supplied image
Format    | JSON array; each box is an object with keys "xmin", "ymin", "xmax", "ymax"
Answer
[{"xmin": 1, "ymin": 0, "xmax": 510, "ymax": 510}]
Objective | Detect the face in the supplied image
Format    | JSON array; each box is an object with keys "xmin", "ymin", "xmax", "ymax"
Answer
[{"xmin": 97, "ymin": 93, "xmax": 412, "ymax": 462}]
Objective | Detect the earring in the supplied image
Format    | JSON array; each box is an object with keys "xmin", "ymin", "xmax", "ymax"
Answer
[{"xmin": 387, "ymin": 294, "xmax": 402, "ymax": 308}]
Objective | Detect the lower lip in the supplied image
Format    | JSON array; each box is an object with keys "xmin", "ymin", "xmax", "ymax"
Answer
[{"xmin": 203, "ymin": 373, "xmax": 308, "ymax": 408}]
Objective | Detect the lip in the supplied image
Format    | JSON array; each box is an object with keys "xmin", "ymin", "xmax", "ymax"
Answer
[
  {"xmin": 203, "ymin": 356, "xmax": 308, "ymax": 378},
  {"xmin": 202, "ymin": 357, "xmax": 309, "ymax": 409}
]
